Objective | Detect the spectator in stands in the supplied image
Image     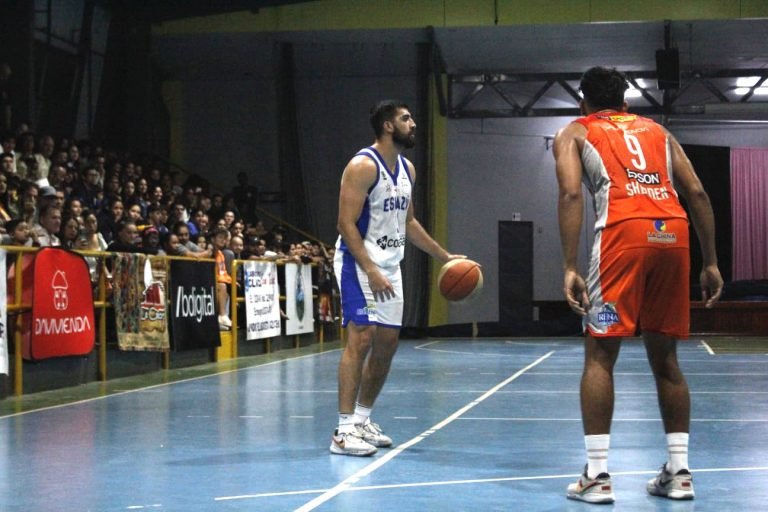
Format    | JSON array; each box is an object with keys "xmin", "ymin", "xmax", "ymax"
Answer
[
  {"xmin": 73, "ymin": 165, "xmax": 103, "ymax": 211},
  {"xmin": 161, "ymin": 172, "xmax": 182, "ymax": 198},
  {"xmin": 48, "ymin": 163, "xmax": 67, "ymax": 190},
  {"xmin": 106, "ymin": 220, "xmax": 141, "ymax": 253},
  {"xmin": 15, "ymin": 132, "xmax": 39, "ymax": 180},
  {"xmin": 160, "ymin": 231, "xmax": 182, "ymax": 256},
  {"xmin": 146, "ymin": 203, "xmax": 169, "ymax": 234},
  {"xmin": 229, "ymin": 235, "xmax": 244, "ymax": 259},
  {"xmin": 198, "ymin": 194, "xmax": 212, "ymax": 215},
  {"xmin": 252, "ymin": 219, "xmax": 268, "ymax": 238},
  {"xmin": 103, "ymin": 173, "xmax": 122, "ymax": 206},
  {"xmin": 1, "ymin": 131, "xmax": 16, "ymax": 161},
  {"xmin": 52, "ymin": 147, "xmax": 68, "ymax": 169},
  {"xmin": 147, "ymin": 166, "xmax": 162, "ymax": 190},
  {"xmin": 99, "ymin": 199, "xmax": 125, "ymax": 243},
  {"xmin": 135, "ymin": 177, "xmax": 150, "ymax": 218},
  {"xmin": 54, "ymin": 189, "xmax": 66, "ymax": 210},
  {"xmin": 78, "ymin": 209, "xmax": 108, "ymax": 252},
  {"xmin": 211, "ymin": 226, "xmax": 233, "ymax": 330},
  {"xmin": 168, "ymin": 202, "xmax": 188, "ymax": 227},
  {"xmin": 58, "ymin": 214, "xmax": 81, "ymax": 249},
  {"xmin": 38, "ymin": 185, "xmax": 59, "ymax": 211},
  {"xmin": 1, "ymin": 218, "xmax": 35, "ymax": 246},
  {"xmin": 139, "ymin": 226, "xmax": 161, "ymax": 255},
  {"xmin": 125, "ymin": 203, "xmax": 144, "ymax": 224},
  {"xmin": 66, "ymin": 144, "xmax": 81, "ymax": 174},
  {"xmin": 0, "ymin": 171, "xmax": 15, "ymax": 223},
  {"xmin": 207, "ymin": 193, "xmax": 225, "ymax": 224},
  {"xmin": 18, "ymin": 187, "xmax": 36, "ymax": 226},
  {"xmin": 1, "ymin": 151, "xmax": 15, "ymax": 175},
  {"xmin": 63, "ymin": 197, "xmax": 83, "ymax": 219},
  {"xmin": 122, "ymin": 180, "xmax": 137, "ymax": 205},
  {"xmin": 149, "ymin": 185, "xmax": 164, "ymax": 209},
  {"xmin": 77, "ymin": 140, "xmax": 94, "ymax": 169},
  {"xmin": 36, "ymin": 134, "xmax": 55, "ymax": 179},
  {"xmin": 33, "ymin": 202, "xmax": 62, "ymax": 247},
  {"xmin": 172, "ymin": 221, "xmax": 210, "ymax": 258},
  {"xmin": 231, "ymin": 171, "xmax": 260, "ymax": 224},
  {"xmin": 195, "ymin": 234, "xmax": 208, "ymax": 252},
  {"xmin": 230, "ymin": 219, "xmax": 245, "ymax": 240},
  {"xmin": 182, "ymin": 186, "xmax": 198, "ymax": 211},
  {"xmin": 241, "ymin": 236, "xmax": 262, "ymax": 260},
  {"xmin": 221, "ymin": 210, "xmax": 236, "ymax": 229},
  {"xmin": 123, "ymin": 161, "xmax": 137, "ymax": 182},
  {"xmin": 187, "ymin": 209, "xmax": 206, "ymax": 238},
  {"xmin": 316, "ymin": 243, "xmax": 336, "ymax": 323}
]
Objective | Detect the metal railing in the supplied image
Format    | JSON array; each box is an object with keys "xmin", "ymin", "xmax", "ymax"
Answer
[{"xmin": 3, "ymin": 246, "xmax": 340, "ymax": 397}]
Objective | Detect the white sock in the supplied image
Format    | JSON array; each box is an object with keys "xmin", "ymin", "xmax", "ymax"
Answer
[
  {"xmin": 353, "ymin": 403, "xmax": 372, "ymax": 425},
  {"xmin": 585, "ymin": 434, "xmax": 610, "ymax": 479},
  {"xmin": 338, "ymin": 413, "xmax": 356, "ymax": 433},
  {"xmin": 666, "ymin": 432, "xmax": 689, "ymax": 474}
]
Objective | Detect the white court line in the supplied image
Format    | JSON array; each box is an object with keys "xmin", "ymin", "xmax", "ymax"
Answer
[
  {"xmin": 527, "ymin": 371, "xmax": 768, "ymax": 376},
  {"xmin": 415, "ymin": 339, "xmax": 767, "ymax": 364},
  {"xmin": 456, "ymin": 417, "xmax": 768, "ymax": 423},
  {"xmin": 701, "ymin": 340, "xmax": 716, "ymax": 355},
  {"xmin": 0, "ymin": 349, "xmax": 340, "ymax": 419},
  {"xmin": 291, "ymin": 351, "xmax": 554, "ymax": 512},
  {"xmin": 216, "ymin": 466, "xmax": 768, "ymax": 501}
]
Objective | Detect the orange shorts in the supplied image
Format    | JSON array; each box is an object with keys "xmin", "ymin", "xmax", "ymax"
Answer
[{"xmin": 585, "ymin": 218, "xmax": 690, "ymax": 339}]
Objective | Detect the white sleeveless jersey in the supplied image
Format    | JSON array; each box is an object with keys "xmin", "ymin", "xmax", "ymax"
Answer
[{"xmin": 335, "ymin": 147, "xmax": 413, "ymax": 269}]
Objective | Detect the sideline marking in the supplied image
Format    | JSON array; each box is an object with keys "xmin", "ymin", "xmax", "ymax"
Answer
[
  {"xmin": 701, "ymin": 340, "xmax": 715, "ymax": 355},
  {"xmin": 0, "ymin": 350, "xmax": 338, "ymax": 419},
  {"xmin": 291, "ymin": 351, "xmax": 554, "ymax": 512},
  {"xmin": 456, "ymin": 417, "xmax": 768, "ymax": 423},
  {"xmin": 216, "ymin": 465, "xmax": 768, "ymax": 501}
]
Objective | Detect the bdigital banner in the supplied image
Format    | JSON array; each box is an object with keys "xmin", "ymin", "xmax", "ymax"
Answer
[
  {"xmin": 243, "ymin": 261, "xmax": 281, "ymax": 340},
  {"xmin": 0, "ymin": 250, "xmax": 7, "ymax": 374},
  {"xmin": 112, "ymin": 253, "xmax": 170, "ymax": 351},
  {"xmin": 28, "ymin": 248, "xmax": 95, "ymax": 360},
  {"xmin": 169, "ymin": 259, "xmax": 220, "ymax": 350},
  {"xmin": 285, "ymin": 263, "xmax": 314, "ymax": 336}
]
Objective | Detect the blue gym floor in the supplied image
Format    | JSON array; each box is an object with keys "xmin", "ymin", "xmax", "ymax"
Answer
[{"xmin": 1, "ymin": 337, "xmax": 767, "ymax": 511}]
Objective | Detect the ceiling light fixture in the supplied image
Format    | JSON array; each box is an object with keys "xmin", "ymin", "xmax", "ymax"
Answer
[
  {"xmin": 735, "ymin": 77, "xmax": 760, "ymax": 87},
  {"xmin": 734, "ymin": 87, "xmax": 768, "ymax": 95}
]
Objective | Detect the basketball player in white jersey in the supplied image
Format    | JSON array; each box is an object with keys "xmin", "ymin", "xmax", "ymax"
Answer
[{"xmin": 331, "ymin": 100, "xmax": 464, "ymax": 456}]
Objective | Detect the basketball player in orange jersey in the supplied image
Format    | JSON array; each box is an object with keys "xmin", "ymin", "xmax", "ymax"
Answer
[
  {"xmin": 331, "ymin": 100, "xmax": 464, "ymax": 456},
  {"xmin": 553, "ymin": 67, "xmax": 723, "ymax": 503}
]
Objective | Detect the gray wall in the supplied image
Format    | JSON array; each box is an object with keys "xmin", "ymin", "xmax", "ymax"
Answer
[
  {"xmin": 160, "ymin": 40, "xmax": 767, "ymax": 326},
  {"xmin": 442, "ymin": 116, "xmax": 767, "ymax": 324}
]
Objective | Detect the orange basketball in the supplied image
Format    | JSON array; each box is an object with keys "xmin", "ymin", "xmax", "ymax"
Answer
[{"xmin": 438, "ymin": 259, "xmax": 483, "ymax": 302}]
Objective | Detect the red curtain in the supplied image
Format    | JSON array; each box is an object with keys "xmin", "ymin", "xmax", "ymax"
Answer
[{"xmin": 730, "ymin": 148, "xmax": 768, "ymax": 280}]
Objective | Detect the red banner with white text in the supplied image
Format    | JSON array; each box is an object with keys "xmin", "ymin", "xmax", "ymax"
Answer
[{"xmin": 27, "ymin": 248, "xmax": 95, "ymax": 360}]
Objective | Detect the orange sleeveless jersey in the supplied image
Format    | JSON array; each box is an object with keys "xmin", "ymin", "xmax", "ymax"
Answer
[
  {"xmin": 576, "ymin": 112, "xmax": 691, "ymax": 338},
  {"xmin": 574, "ymin": 111, "xmax": 688, "ymax": 231}
]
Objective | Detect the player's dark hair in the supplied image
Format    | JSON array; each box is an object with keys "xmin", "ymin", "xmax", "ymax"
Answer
[
  {"xmin": 370, "ymin": 100, "xmax": 409, "ymax": 138},
  {"xmin": 579, "ymin": 67, "xmax": 629, "ymax": 110}
]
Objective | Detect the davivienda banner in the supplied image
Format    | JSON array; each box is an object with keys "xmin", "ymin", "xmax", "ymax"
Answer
[{"xmin": 28, "ymin": 247, "xmax": 95, "ymax": 360}]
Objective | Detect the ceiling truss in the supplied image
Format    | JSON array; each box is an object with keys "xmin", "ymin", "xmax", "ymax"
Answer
[{"xmin": 435, "ymin": 69, "xmax": 768, "ymax": 118}]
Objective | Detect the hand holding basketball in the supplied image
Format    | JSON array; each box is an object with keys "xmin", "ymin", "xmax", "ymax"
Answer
[{"xmin": 438, "ymin": 259, "xmax": 483, "ymax": 302}]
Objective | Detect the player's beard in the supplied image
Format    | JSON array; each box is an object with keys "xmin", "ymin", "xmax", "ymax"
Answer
[{"xmin": 392, "ymin": 127, "xmax": 416, "ymax": 149}]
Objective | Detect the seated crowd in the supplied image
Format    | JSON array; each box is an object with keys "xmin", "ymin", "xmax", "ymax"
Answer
[{"xmin": 0, "ymin": 126, "xmax": 336, "ymax": 330}]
